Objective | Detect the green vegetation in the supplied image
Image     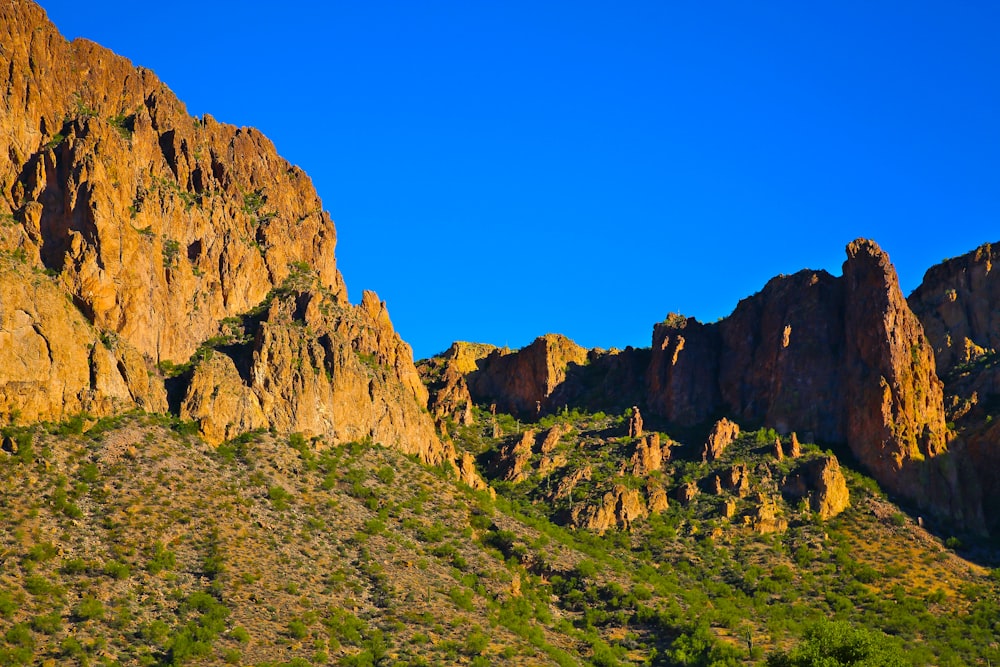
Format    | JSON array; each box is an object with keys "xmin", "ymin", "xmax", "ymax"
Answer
[{"xmin": 0, "ymin": 408, "xmax": 997, "ymax": 666}]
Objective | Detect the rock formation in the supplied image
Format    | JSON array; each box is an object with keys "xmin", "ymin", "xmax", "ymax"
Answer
[
  {"xmin": 647, "ymin": 314, "xmax": 721, "ymax": 425},
  {"xmin": 0, "ymin": 258, "xmax": 166, "ymax": 423},
  {"xmin": 781, "ymin": 455, "xmax": 850, "ymax": 519},
  {"xmin": 539, "ymin": 423, "xmax": 571, "ymax": 454},
  {"xmin": 641, "ymin": 240, "xmax": 956, "ymax": 524},
  {"xmin": 841, "ymin": 239, "xmax": 948, "ymax": 497},
  {"xmin": 0, "ymin": 1, "xmax": 454, "ymax": 471},
  {"xmin": 627, "ymin": 406, "xmax": 643, "ymax": 438},
  {"xmin": 676, "ymin": 481, "xmax": 699, "ymax": 504},
  {"xmin": 624, "ymin": 433, "xmax": 663, "ymax": 477},
  {"xmin": 702, "ymin": 418, "xmax": 740, "ymax": 462},
  {"xmin": 571, "ymin": 484, "xmax": 647, "ymax": 533},
  {"xmin": 496, "ymin": 430, "xmax": 536, "ymax": 483},
  {"xmin": 744, "ymin": 494, "xmax": 787, "ymax": 534},
  {"xmin": 789, "ymin": 432, "xmax": 801, "ymax": 458},
  {"xmin": 909, "ymin": 241, "xmax": 1000, "ymax": 377},
  {"xmin": 466, "ymin": 334, "xmax": 588, "ymax": 417}
]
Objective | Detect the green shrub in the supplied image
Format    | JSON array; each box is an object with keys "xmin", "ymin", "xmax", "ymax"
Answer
[
  {"xmin": 104, "ymin": 559, "xmax": 131, "ymax": 580},
  {"xmin": 766, "ymin": 620, "xmax": 909, "ymax": 666},
  {"xmin": 288, "ymin": 619, "xmax": 308, "ymax": 639},
  {"xmin": 268, "ymin": 485, "xmax": 291, "ymax": 510},
  {"xmin": 147, "ymin": 542, "xmax": 176, "ymax": 574},
  {"xmin": 31, "ymin": 612, "xmax": 62, "ymax": 634},
  {"xmin": 74, "ymin": 596, "xmax": 105, "ymax": 621}
]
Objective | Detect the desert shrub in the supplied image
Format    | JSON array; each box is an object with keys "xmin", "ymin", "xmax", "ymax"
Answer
[{"xmin": 766, "ymin": 620, "xmax": 909, "ymax": 666}]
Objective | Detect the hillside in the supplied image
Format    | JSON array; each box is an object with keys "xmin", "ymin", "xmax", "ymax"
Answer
[{"xmin": 2, "ymin": 2, "xmax": 1000, "ymax": 666}]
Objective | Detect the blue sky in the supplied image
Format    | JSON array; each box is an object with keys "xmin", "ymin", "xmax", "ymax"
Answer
[{"xmin": 39, "ymin": 1, "xmax": 999, "ymax": 359}]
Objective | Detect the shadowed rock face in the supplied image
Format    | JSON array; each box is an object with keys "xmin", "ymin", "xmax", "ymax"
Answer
[
  {"xmin": 0, "ymin": 1, "xmax": 451, "ymax": 466},
  {"xmin": 909, "ymin": 242, "xmax": 1000, "ymax": 535},
  {"xmin": 641, "ymin": 239, "xmax": 959, "ymax": 523},
  {"xmin": 466, "ymin": 334, "xmax": 589, "ymax": 417},
  {"xmin": 841, "ymin": 239, "xmax": 948, "ymax": 493}
]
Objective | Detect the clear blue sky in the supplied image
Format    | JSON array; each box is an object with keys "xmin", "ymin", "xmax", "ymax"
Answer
[{"xmin": 39, "ymin": 1, "xmax": 1000, "ymax": 359}]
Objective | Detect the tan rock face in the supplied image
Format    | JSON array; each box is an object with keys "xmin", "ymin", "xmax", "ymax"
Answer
[
  {"xmin": 647, "ymin": 483, "xmax": 669, "ymax": 514},
  {"xmin": 466, "ymin": 334, "xmax": 588, "ymax": 417},
  {"xmin": 496, "ymin": 430, "xmax": 537, "ymax": 483},
  {"xmin": 539, "ymin": 423, "xmax": 571, "ymax": 454},
  {"xmin": 0, "ymin": 259, "xmax": 165, "ymax": 423},
  {"xmin": 1, "ymin": 1, "xmax": 450, "ymax": 477},
  {"xmin": 625, "ymin": 433, "xmax": 663, "ymax": 477},
  {"xmin": 781, "ymin": 455, "xmax": 850, "ymax": 519},
  {"xmin": 456, "ymin": 452, "xmax": 493, "ymax": 496},
  {"xmin": 180, "ymin": 287, "xmax": 449, "ymax": 465},
  {"xmin": 571, "ymin": 484, "xmax": 647, "ymax": 533},
  {"xmin": 703, "ymin": 418, "xmax": 740, "ymax": 462},
  {"xmin": 909, "ymin": 241, "xmax": 1000, "ymax": 376},
  {"xmin": 1, "ymin": 2, "xmax": 345, "ymax": 366},
  {"xmin": 744, "ymin": 495, "xmax": 787, "ymax": 534}
]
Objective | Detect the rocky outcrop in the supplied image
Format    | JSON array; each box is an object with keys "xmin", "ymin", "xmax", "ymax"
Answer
[
  {"xmin": 647, "ymin": 483, "xmax": 669, "ymax": 514},
  {"xmin": 539, "ymin": 423, "xmax": 571, "ymax": 454},
  {"xmin": 781, "ymin": 455, "xmax": 850, "ymax": 519},
  {"xmin": 702, "ymin": 418, "xmax": 740, "ymax": 462},
  {"xmin": 841, "ymin": 239, "xmax": 948, "ymax": 497},
  {"xmin": 676, "ymin": 481, "xmax": 699, "ymax": 504},
  {"xmin": 908, "ymin": 242, "xmax": 1000, "ymax": 534},
  {"xmin": 1, "ymin": 1, "xmax": 346, "ymax": 366},
  {"xmin": 495, "ymin": 430, "xmax": 536, "ymax": 483},
  {"xmin": 624, "ymin": 433, "xmax": 663, "ymax": 477},
  {"xmin": 640, "ymin": 241, "xmax": 956, "ymax": 525},
  {"xmin": 789, "ymin": 432, "xmax": 801, "ymax": 458},
  {"xmin": 554, "ymin": 466, "xmax": 591, "ymax": 501},
  {"xmin": 744, "ymin": 494, "xmax": 787, "ymax": 534},
  {"xmin": 571, "ymin": 484, "xmax": 647, "ymax": 533},
  {"xmin": 0, "ymin": 1, "xmax": 456, "ymax": 477},
  {"xmin": 466, "ymin": 334, "xmax": 588, "ymax": 417},
  {"xmin": 627, "ymin": 406, "xmax": 643, "ymax": 438},
  {"xmin": 0, "ymin": 258, "xmax": 166, "ymax": 423},
  {"xmin": 909, "ymin": 241, "xmax": 1000, "ymax": 377},
  {"xmin": 456, "ymin": 452, "xmax": 493, "ymax": 496},
  {"xmin": 717, "ymin": 270, "xmax": 846, "ymax": 440},
  {"xmin": 181, "ymin": 287, "xmax": 448, "ymax": 463},
  {"xmin": 417, "ymin": 341, "xmax": 496, "ymax": 429}
]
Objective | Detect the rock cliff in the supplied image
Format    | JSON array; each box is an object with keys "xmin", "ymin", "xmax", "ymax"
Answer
[
  {"xmin": 643, "ymin": 240, "xmax": 954, "ymax": 521},
  {"xmin": 466, "ymin": 334, "xmax": 588, "ymax": 417},
  {"xmin": 0, "ymin": 1, "xmax": 451, "ymax": 467}
]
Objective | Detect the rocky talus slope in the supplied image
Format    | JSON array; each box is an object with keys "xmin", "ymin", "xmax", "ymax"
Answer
[{"xmin": 0, "ymin": 0, "xmax": 450, "ymax": 464}]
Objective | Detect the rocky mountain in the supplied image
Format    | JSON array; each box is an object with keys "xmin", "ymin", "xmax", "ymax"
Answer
[
  {"xmin": 0, "ymin": 0, "xmax": 451, "ymax": 466},
  {"xmin": 4, "ymin": 2, "xmax": 1000, "ymax": 665}
]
